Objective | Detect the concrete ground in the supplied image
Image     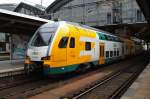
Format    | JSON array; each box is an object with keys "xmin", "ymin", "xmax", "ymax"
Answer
[
  {"xmin": 121, "ymin": 63, "xmax": 150, "ymax": 99},
  {"xmin": 0, "ymin": 60, "xmax": 24, "ymax": 73}
]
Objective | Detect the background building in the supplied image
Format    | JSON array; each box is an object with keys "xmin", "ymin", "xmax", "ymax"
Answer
[
  {"xmin": 46, "ymin": 0, "xmax": 145, "ymax": 26},
  {"xmin": 0, "ymin": 3, "xmax": 17, "ymax": 11},
  {"xmin": 0, "ymin": 2, "xmax": 45, "ymax": 17}
]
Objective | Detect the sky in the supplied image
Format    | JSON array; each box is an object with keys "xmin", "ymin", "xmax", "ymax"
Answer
[{"xmin": 0, "ymin": 0, "xmax": 55, "ymax": 7}]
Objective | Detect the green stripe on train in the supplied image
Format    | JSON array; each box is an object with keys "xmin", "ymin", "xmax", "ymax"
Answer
[
  {"xmin": 92, "ymin": 61, "xmax": 99, "ymax": 65},
  {"xmin": 44, "ymin": 64, "xmax": 79, "ymax": 75},
  {"xmin": 105, "ymin": 58, "xmax": 113, "ymax": 64},
  {"xmin": 44, "ymin": 60, "xmax": 104, "ymax": 75}
]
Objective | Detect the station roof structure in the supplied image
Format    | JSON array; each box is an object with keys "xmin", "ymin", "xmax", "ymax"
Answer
[
  {"xmin": 46, "ymin": 0, "xmax": 72, "ymax": 13},
  {"xmin": 136, "ymin": 0, "xmax": 150, "ymax": 24},
  {"xmin": 0, "ymin": 3, "xmax": 17, "ymax": 11},
  {"xmin": 136, "ymin": 0, "xmax": 150, "ymax": 41},
  {"xmin": 0, "ymin": 2, "xmax": 44, "ymax": 12},
  {"xmin": 0, "ymin": 9, "xmax": 51, "ymax": 34},
  {"xmin": 14, "ymin": 2, "xmax": 45, "ymax": 12},
  {"xmin": 0, "ymin": 2, "xmax": 45, "ymax": 17},
  {"xmin": 96, "ymin": 22, "xmax": 149, "ymax": 40}
]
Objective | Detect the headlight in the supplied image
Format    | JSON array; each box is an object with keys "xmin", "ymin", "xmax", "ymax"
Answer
[
  {"xmin": 25, "ymin": 55, "xmax": 31, "ymax": 64},
  {"xmin": 41, "ymin": 56, "xmax": 51, "ymax": 60}
]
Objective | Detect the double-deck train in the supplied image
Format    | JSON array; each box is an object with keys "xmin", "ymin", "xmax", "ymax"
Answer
[{"xmin": 24, "ymin": 21, "xmax": 143, "ymax": 75}]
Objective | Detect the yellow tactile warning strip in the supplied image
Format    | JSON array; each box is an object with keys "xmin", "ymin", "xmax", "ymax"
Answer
[{"xmin": 121, "ymin": 63, "xmax": 150, "ymax": 99}]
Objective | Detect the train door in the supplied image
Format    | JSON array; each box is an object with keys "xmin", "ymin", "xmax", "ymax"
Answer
[
  {"xmin": 67, "ymin": 30, "xmax": 77, "ymax": 65},
  {"xmin": 51, "ymin": 26, "xmax": 70, "ymax": 66},
  {"xmin": 99, "ymin": 43, "xmax": 105, "ymax": 64},
  {"xmin": 54, "ymin": 36, "xmax": 68, "ymax": 65}
]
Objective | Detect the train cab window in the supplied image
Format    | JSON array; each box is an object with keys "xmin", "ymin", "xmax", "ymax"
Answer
[
  {"xmin": 106, "ymin": 51, "xmax": 109, "ymax": 58},
  {"xmin": 30, "ymin": 22, "xmax": 59, "ymax": 47},
  {"xmin": 85, "ymin": 42, "xmax": 91, "ymax": 50},
  {"xmin": 70, "ymin": 37, "xmax": 75, "ymax": 48},
  {"xmin": 58, "ymin": 37, "xmax": 69, "ymax": 48}
]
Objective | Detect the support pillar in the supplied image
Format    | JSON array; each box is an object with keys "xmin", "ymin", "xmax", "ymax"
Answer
[
  {"xmin": 146, "ymin": 41, "xmax": 149, "ymax": 51},
  {"xmin": 9, "ymin": 33, "xmax": 12, "ymax": 62}
]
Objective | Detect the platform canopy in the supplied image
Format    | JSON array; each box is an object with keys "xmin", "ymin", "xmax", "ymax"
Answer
[
  {"xmin": 0, "ymin": 9, "xmax": 52, "ymax": 34},
  {"xmin": 46, "ymin": 0, "xmax": 72, "ymax": 13},
  {"xmin": 96, "ymin": 22, "xmax": 150, "ymax": 40},
  {"xmin": 136, "ymin": 0, "xmax": 150, "ymax": 24},
  {"xmin": 136, "ymin": 0, "xmax": 150, "ymax": 41}
]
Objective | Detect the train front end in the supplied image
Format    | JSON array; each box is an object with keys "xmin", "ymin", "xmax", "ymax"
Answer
[{"xmin": 24, "ymin": 22, "xmax": 59, "ymax": 75}]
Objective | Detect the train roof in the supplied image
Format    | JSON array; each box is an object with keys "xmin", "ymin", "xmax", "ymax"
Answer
[
  {"xmin": 41, "ymin": 21, "xmax": 124, "ymax": 42},
  {"xmin": 42, "ymin": 21, "xmax": 121, "ymax": 41},
  {"xmin": 63, "ymin": 21, "xmax": 119, "ymax": 38}
]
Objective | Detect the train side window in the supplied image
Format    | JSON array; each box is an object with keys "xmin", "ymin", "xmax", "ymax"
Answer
[
  {"xmin": 58, "ymin": 37, "xmax": 69, "ymax": 48},
  {"xmin": 110, "ymin": 51, "xmax": 113, "ymax": 57},
  {"xmin": 107, "ymin": 36, "xmax": 113, "ymax": 41},
  {"xmin": 85, "ymin": 42, "xmax": 91, "ymax": 50},
  {"xmin": 112, "ymin": 37, "xmax": 116, "ymax": 41},
  {"xmin": 114, "ymin": 50, "xmax": 116, "ymax": 56},
  {"xmin": 70, "ymin": 37, "xmax": 75, "ymax": 48},
  {"xmin": 117, "ymin": 50, "xmax": 119, "ymax": 56},
  {"xmin": 107, "ymin": 36, "xmax": 111, "ymax": 41},
  {"xmin": 104, "ymin": 35, "xmax": 108, "ymax": 40},
  {"xmin": 106, "ymin": 51, "xmax": 109, "ymax": 58}
]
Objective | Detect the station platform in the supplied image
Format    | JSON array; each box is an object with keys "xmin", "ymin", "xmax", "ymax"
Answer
[
  {"xmin": 0, "ymin": 52, "xmax": 10, "ymax": 61},
  {"xmin": 0, "ymin": 60, "xmax": 24, "ymax": 77},
  {"xmin": 121, "ymin": 62, "xmax": 150, "ymax": 99}
]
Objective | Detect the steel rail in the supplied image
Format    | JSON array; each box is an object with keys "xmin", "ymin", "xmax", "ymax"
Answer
[{"xmin": 64, "ymin": 56, "xmax": 148, "ymax": 99}]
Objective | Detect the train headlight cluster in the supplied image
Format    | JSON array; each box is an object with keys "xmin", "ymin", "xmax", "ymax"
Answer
[
  {"xmin": 41, "ymin": 56, "xmax": 51, "ymax": 60},
  {"xmin": 25, "ymin": 56, "xmax": 31, "ymax": 64}
]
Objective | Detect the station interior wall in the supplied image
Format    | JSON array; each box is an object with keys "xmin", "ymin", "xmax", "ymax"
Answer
[{"xmin": 11, "ymin": 34, "xmax": 30, "ymax": 60}]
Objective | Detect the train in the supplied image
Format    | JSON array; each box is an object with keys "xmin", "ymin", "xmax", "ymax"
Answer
[{"xmin": 24, "ymin": 21, "xmax": 143, "ymax": 75}]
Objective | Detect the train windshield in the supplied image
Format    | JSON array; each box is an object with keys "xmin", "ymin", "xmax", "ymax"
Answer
[{"xmin": 30, "ymin": 23, "xmax": 59, "ymax": 47}]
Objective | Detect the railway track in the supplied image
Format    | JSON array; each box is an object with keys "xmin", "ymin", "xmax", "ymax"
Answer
[
  {"xmin": 63, "ymin": 54, "xmax": 149, "ymax": 99},
  {"xmin": 0, "ymin": 54, "xmax": 147, "ymax": 99},
  {"xmin": 0, "ymin": 71, "xmax": 59, "ymax": 98},
  {"xmin": 0, "ymin": 73, "xmax": 44, "ymax": 91}
]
